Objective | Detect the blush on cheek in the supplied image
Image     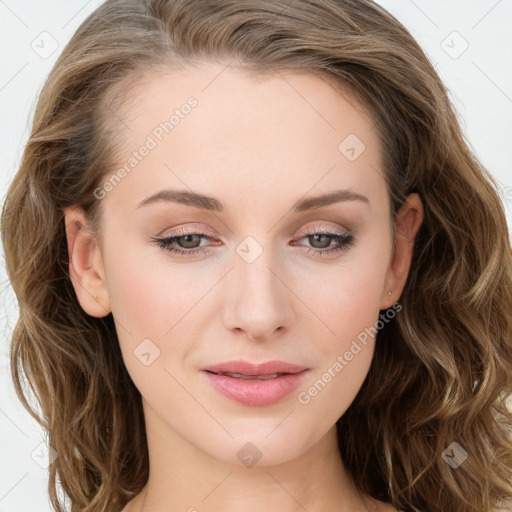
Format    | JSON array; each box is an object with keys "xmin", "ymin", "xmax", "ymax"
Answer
[
  {"xmin": 104, "ymin": 243, "xmax": 192, "ymax": 335},
  {"xmin": 318, "ymin": 272, "xmax": 384, "ymax": 341}
]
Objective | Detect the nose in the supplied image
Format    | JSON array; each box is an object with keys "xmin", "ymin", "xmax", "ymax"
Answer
[{"xmin": 222, "ymin": 242, "xmax": 295, "ymax": 341}]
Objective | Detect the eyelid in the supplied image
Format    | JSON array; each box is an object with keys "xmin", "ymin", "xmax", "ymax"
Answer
[
  {"xmin": 158, "ymin": 220, "xmax": 352, "ymax": 237},
  {"xmin": 158, "ymin": 224, "xmax": 217, "ymax": 238},
  {"xmin": 299, "ymin": 224, "xmax": 349, "ymax": 237},
  {"xmin": 159, "ymin": 222, "xmax": 350, "ymax": 240}
]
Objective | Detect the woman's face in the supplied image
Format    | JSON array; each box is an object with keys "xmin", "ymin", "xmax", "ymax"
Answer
[{"xmin": 66, "ymin": 61, "xmax": 422, "ymax": 467}]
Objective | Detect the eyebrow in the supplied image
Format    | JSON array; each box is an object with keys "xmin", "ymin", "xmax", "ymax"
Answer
[{"xmin": 136, "ymin": 188, "xmax": 369, "ymax": 212}]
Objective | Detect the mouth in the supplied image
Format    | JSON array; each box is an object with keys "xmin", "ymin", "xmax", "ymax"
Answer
[
  {"xmin": 200, "ymin": 359, "xmax": 308, "ymax": 376},
  {"xmin": 204, "ymin": 371, "xmax": 290, "ymax": 380},
  {"xmin": 200, "ymin": 360, "xmax": 310, "ymax": 406}
]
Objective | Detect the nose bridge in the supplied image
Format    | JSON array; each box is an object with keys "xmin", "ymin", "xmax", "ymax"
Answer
[{"xmin": 223, "ymin": 234, "xmax": 292, "ymax": 338}]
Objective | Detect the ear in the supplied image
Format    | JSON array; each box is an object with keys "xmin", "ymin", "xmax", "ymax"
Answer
[
  {"xmin": 63, "ymin": 206, "xmax": 111, "ymax": 318},
  {"xmin": 380, "ymin": 193, "xmax": 424, "ymax": 309}
]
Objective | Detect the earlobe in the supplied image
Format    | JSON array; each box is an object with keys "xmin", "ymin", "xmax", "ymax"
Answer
[
  {"xmin": 64, "ymin": 206, "xmax": 111, "ymax": 318},
  {"xmin": 380, "ymin": 193, "xmax": 424, "ymax": 309}
]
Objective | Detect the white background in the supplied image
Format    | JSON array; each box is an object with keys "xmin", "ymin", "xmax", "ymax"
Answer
[{"xmin": 1, "ymin": 1, "xmax": 511, "ymax": 510}]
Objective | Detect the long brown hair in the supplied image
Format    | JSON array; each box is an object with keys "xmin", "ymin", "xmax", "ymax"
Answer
[{"xmin": 1, "ymin": 1, "xmax": 511, "ymax": 511}]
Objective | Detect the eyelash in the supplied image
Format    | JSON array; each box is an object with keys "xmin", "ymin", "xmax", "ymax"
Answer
[{"xmin": 151, "ymin": 227, "xmax": 355, "ymax": 258}]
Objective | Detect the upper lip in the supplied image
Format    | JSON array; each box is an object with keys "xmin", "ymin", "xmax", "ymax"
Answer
[{"xmin": 200, "ymin": 360, "xmax": 309, "ymax": 376}]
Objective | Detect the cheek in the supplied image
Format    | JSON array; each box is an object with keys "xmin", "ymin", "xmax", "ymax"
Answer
[
  {"xmin": 316, "ymin": 268, "xmax": 383, "ymax": 333},
  {"xmin": 100, "ymin": 239, "xmax": 195, "ymax": 381},
  {"xmin": 104, "ymin": 247, "xmax": 206, "ymax": 403},
  {"xmin": 104, "ymin": 237, "xmax": 208, "ymax": 336},
  {"xmin": 294, "ymin": 237, "xmax": 391, "ymax": 411},
  {"xmin": 305, "ymin": 241, "xmax": 390, "ymax": 346}
]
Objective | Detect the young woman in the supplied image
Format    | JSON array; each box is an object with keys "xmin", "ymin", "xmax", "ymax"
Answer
[{"xmin": 1, "ymin": 1, "xmax": 511, "ymax": 511}]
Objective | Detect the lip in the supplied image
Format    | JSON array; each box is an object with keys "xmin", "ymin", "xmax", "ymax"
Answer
[
  {"xmin": 200, "ymin": 360, "xmax": 310, "ymax": 407},
  {"xmin": 200, "ymin": 359, "xmax": 309, "ymax": 375}
]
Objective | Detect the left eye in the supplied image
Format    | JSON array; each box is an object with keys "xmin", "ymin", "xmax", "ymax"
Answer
[
  {"xmin": 295, "ymin": 231, "xmax": 355, "ymax": 256},
  {"xmin": 151, "ymin": 230, "xmax": 355, "ymax": 257},
  {"xmin": 151, "ymin": 233, "xmax": 212, "ymax": 256}
]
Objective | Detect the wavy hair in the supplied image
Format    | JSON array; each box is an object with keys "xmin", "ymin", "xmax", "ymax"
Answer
[{"xmin": 1, "ymin": 1, "xmax": 511, "ymax": 511}]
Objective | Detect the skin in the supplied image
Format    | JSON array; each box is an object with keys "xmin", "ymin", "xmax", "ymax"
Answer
[{"xmin": 64, "ymin": 60, "xmax": 423, "ymax": 512}]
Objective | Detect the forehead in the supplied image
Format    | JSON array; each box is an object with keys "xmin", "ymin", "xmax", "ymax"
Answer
[{"xmin": 100, "ymin": 61, "xmax": 387, "ymax": 218}]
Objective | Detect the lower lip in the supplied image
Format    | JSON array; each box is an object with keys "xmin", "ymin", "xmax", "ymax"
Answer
[{"xmin": 202, "ymin": 370, "xmax": 310, "ymax": 406}]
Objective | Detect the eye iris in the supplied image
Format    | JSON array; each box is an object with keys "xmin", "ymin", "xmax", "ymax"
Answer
[
  {"xmin": 178, "ymin": 234, "xmax": 201, "ymax": 248},
  {"xmin": 309, "ymin": 234, "xmax": 331, "ymax": 249}
]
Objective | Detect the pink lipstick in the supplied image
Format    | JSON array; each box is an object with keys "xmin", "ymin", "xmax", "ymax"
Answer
[{"xmin": 200, "ymin": 360, "xmax": 310, "ymax": 407}]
